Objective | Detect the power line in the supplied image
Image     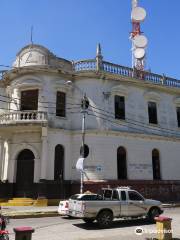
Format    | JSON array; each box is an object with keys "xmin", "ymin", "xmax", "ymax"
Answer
[
  {"xmin": 88, "ymin": 113, "xmax": 180, "ymax": 138},
  {"xmin": 0, "ymin": 92, "xmax": 81, "ymax": 106},
  {"xmin": 0, "ymin": 78, "xmax": 179, "ymax": 136},
  {"xmin": 0, "ymin": 95, "xmax": 179, "ymax": 137},
  {"xmin": 90, "ymin": 105, "xmax": 180, "ymax": 136}
]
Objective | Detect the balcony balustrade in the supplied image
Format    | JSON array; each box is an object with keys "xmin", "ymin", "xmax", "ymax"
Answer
[
  {"xmin": 0, "ymin": 111, "xmax": 47, "ymax": 125},
  {"xmin": 73, "ymin": 60, "xmax": 180, "ymax": 89},
  {"xmin": 73, "ymin": 59, "xmax": 97, "ymax": 71}
]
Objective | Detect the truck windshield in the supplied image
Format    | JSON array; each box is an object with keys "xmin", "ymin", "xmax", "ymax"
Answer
[
  {"xmin": 128, "ymin": 191, "xmax": 144, "ymax": 201},
  {"xmin": 69, "ymin": 194, "xmax": 80, "ymax": 200}
]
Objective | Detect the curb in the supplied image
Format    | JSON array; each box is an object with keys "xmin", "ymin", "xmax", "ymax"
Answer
[
  {"xmin": 4, "ymin": 211, "xmax": 59, "ymax": 219},
  {"xmin": 3, "ymin": 203, "xmax": 180, "ymax": 219}
]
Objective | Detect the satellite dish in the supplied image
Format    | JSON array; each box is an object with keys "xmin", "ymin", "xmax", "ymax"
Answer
[
  {"xmin": 134, "ymin": 35, "xmax": 148, "ymax": 48},
  {"xmin": 131, "ymin": 7, "xmax": 146, "ymax": 22},
  {"xmin": 134, "ymin": 48, "xmax": 145, "ymax": 59}
]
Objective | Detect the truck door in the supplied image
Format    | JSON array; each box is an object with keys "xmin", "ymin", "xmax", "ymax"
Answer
[
  {"xmin": 119, "ymin": 190, "xmax": 129, "ymax": 216},
  {"xmin": 127, "ymin": 190, "xmax": 147, "ymax": 216},
  {"xmin": 111, "ymin": 190, "xmax": 121, "ymax": 217}
]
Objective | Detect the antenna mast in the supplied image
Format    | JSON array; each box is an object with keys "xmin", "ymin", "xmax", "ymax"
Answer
[
  {"xmin": 132, "ymin": 0, "xmax": 138, "ymax": 8},
  {"xmin": 131, "ymin": 0, "xmax": 147, "ymax": 73},
  {"xmin": 30, "ymin": 26, "xmax": 34, "ymax": 45}
]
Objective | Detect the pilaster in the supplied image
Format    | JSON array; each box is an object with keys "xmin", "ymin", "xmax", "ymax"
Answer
[{"xmin": 40, "ymin": 127, "xmax": 48, "ymax": 180}]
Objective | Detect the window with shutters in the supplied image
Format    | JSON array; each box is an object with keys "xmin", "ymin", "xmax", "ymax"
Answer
[
  {"xmin": 177, "ymin": 107, "xmax": 180, "ymax": 127},
  {"xmin": 117, "ymin": 146, "xmax": 127, "ymax": 180},
  {"xmin": 152, "ymin": 149, "xmax": 161, "ymax": 180},
  {"xmin": 54, "ymin": 145, "xmax": 64, "ymax": 181},
  {"xmin": 56, "ymin": 91, "xmax": 66, "ymax": 117},
  {"xmin": 115, "ymin": 95, "xmax": 125, "ymax": 120},
  {"xmin": 148, "ymin": 101, "xmax": 158, "ymax": 124},
  {"xmin": 20, "ymin": 89, "xmax": 38, "ymax": 111}
]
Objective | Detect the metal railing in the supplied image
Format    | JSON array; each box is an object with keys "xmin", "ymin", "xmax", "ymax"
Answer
[
  {"xmin": 73, "ymin": 59, "xmax": 180, "ymax": 89},
  {"xmin": 0, "ymin": 111, "xmax": 47, "ymax": 124}
]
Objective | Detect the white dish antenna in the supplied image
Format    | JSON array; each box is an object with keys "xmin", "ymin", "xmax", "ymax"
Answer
[
  {"xmin": 134, "ymin": 35, "xmax": 148, "ymax": 48},
  {"xmin": 131, "ymin": 7, "xmax": 146, "ymax": 22},
  {"xmin": 134, "ymin": 48, "xmax": 145, "ymax": 59}
]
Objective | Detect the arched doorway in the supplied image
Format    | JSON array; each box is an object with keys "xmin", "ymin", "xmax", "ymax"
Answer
[
  {"xmin": 117, "ymin": 146, "xmax": 127, "ymax": 179},
  {"xmin": 54, "ymin": 145, "xmax": 64, "ymax": 181},
  {"xmin": 152, "ymin": 149, "xmax": 161, "ymax": 180},
  {"xmin": 16, "ymin": 149, "xmax": 35, "ymax": 197}
]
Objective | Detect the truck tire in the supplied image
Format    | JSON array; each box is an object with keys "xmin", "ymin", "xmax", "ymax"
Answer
[
  {"xmin": 83, "ymin": 218, "xmax": 95, "ymax": 224},
  {"xmin": 97, "ymin": 210, "xmax": 113, "ymax": 228},
  {"xmin": 1, "ymin": 234, "xmax": 9, "ymax": 240},
  {"xmin": 148, "ymin": 207, "xmax": 160, "ymax": 223}
]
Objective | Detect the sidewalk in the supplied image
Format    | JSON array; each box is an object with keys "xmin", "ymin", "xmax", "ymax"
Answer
[
  {"xmin": 1, "ymin": 203, "xmax": 180, "ymax": 219},
  {"xmin": 1, "ymin": 206, "xmax": 59, "ymax": 218}
]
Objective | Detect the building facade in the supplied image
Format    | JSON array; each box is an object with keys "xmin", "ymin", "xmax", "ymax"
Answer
[{"xmin": 0, "ymin": 43, "xmax": 180, "ymax": 200}]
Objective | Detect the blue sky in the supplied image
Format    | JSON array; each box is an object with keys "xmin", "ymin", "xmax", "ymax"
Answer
[{"xmin": 0, "ymin": 0, "xmax": 180, "ymax": 79}]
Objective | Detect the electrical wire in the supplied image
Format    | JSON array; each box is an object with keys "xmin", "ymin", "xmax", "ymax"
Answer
[
  {"xmin": 88, "ymin": 107, "xmax": 180, "ymax": 136},
  {"xmin": 87, "ymin": 112, "xmax": 180, "ymax": 139},
  {"xmin": 0, "ymin": 94, "xmax": 180, "ymax": 137},
  {"xmin": 0, "ymin": 93, "xmax": 81, "ymax": 106},
  {"xmin": 0, "ymin": 67, "xmax": 179, "ymax": 136}
]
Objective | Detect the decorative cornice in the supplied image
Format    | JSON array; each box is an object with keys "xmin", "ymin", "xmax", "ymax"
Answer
[
  {"xmin": 48, "ymin": 128, "xmax": 180, "ymax": 142},
  {"xmin": 143, "ymin": 91, "xmax": 161, "ymax": 102},
  {"xmin": 111, "ymin": 84, "xmax": 129, "ymax": 97}
]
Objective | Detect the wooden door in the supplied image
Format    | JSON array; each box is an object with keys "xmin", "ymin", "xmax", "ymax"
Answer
[{"xmin": 16, "ymin": 149, "xmax": 35, "ymax": 197}]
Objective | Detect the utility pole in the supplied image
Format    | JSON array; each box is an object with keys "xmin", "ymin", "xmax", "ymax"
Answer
[
  {"xmin": 80, "ymin": 94, "xmax": 89, "ymax": 194},
  {"xmin": 66, "ymin": 80, "xmax": 90, "ymax": 194}
]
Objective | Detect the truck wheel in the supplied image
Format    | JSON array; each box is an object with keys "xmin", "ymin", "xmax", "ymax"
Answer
[
  {"xmin": 148, "ymin": 207, "xmax": 160, "ymax": 223},
  {"xmin": 97, "ymin": 210, "xmax": 113, "ymax": 228},
  {"xmin": 83, "ymin": 218, "xmax": 95, "ymax": 224}
]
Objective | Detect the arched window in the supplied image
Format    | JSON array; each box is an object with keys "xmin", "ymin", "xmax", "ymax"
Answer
[
  {"xmin": 152, "ymin": 149, "xmax": 161, "ymax": 180},
  {"xmin": 54, "ymin": 145, "xmax": 64, "ymax": 181},
  {"xmin": 117, "ymin": 146, "xmax": 127, "ymax": 179}
]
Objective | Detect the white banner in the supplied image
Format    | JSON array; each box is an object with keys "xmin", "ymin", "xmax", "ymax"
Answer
[{"xmin": 76, "ymin": 157, "xmax": 85, "ymax": 171}]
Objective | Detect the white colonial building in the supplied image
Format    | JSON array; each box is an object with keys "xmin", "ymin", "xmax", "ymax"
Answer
[{"xmin": 0, "ymin": 43, "xmax": 180, "ymax": 200}]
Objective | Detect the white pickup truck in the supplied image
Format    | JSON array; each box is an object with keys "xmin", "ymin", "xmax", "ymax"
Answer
[{"xmin": 68, "ymin": 187, "xmax": 163, "ymax": 228}]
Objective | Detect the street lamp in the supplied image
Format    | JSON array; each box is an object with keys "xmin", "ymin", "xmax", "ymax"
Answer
[{"xmin": 65, "ymin": 81, "xmax": 89, "ymax": 194}]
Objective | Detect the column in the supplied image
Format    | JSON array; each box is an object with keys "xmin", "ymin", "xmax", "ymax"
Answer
[
  {"xmin": 12, "ymin": 88, "xmax": 20, "ymax": 111},
  {"xmin": 40, "ymin": 127, "xmax": 48, "ymax": 180},
  {"xmin": 0, "ymin": 138, "xmax": 4, "ymax": 181},
  {"xmin": 2, "ymin": 140, "xmax": 10, "ymax": 181}
]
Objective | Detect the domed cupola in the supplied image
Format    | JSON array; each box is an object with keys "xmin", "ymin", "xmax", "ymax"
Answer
[{"xmin": 12, "ymin": 44, "xmax": 55, "ymax": 68}]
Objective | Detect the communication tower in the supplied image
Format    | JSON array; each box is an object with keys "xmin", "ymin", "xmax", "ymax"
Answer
[{"xmin": 130, "ymin": 0, "xmax": 148, "ymax": 72}]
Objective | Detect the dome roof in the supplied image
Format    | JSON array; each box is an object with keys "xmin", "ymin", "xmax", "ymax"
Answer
[{"xmin": 13, "ymin": 44, "xmax": 55, "ymax": 68}]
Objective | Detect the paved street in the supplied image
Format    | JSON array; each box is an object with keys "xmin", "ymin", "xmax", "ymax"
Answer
[{"xmin": 6, "ymin": 208, "xmax": 180, "ymax": 240}]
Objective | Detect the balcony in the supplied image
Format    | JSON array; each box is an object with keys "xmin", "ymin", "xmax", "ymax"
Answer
[{"xmin": 0, "ymin": 111, "xmax": 48, "ymax": 125}]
